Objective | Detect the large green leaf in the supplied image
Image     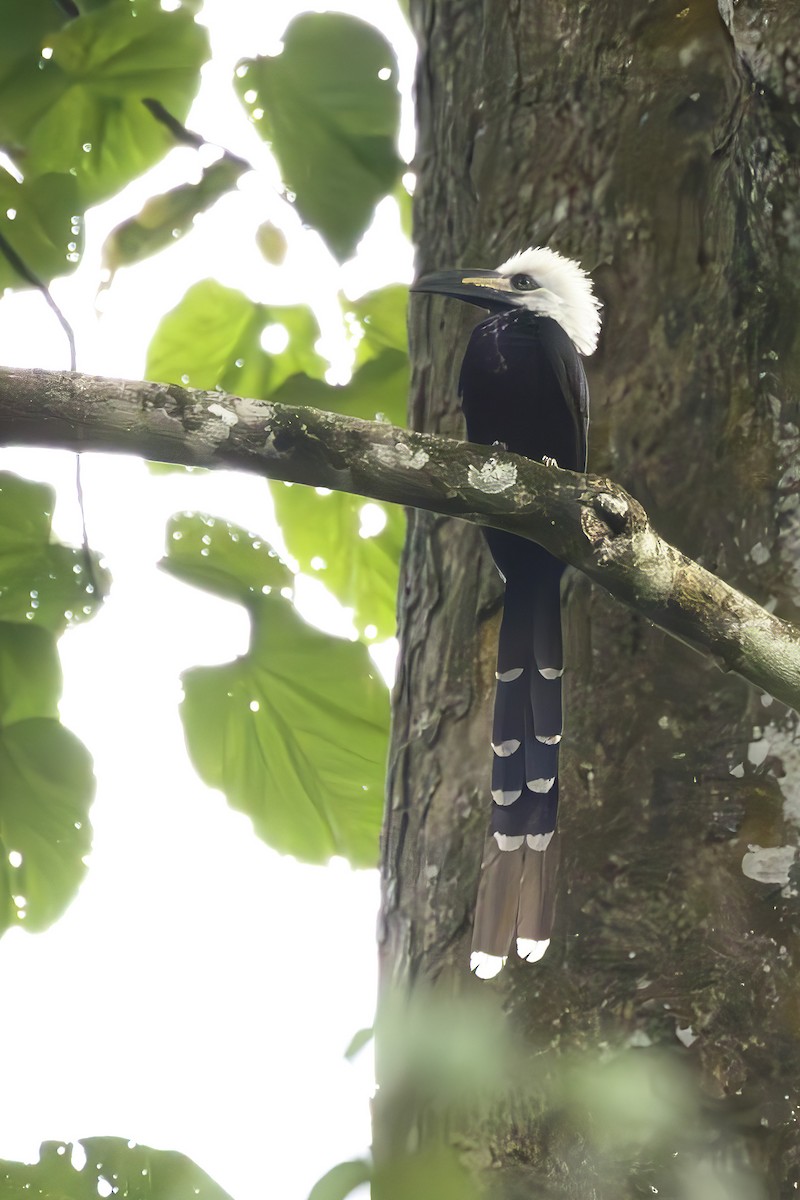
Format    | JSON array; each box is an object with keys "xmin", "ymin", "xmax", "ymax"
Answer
[
  {"xmin": 0, "ymin": 1, "xmax": 68, "ymax": 81},
  {"xmin": 0, "ymin": 471, "xmax": 109, "ymax": 634},
  {"xmin": 0, "ymin": 0, "xmax": 210, "ymax": 207},
  {"xmin": 266, "ymin": 354, "xmax": 407, "ymax": 641},
  {"xmin": 146, "ymin": 279, "xmax": 326, "ymax": 397},
  {"xmin": 307, "ymin": 1159, "xmax": 372, "ymax": 1200},
  {"xmin": 235, "ymin": 13, "xmax": 402, "ymax": 261},
  {"xmin": 272, "ymin": 482, "xmax": 402, "ymax": 642},
  {"xmin": 164, "ymin": 515, "xmax": 387, "ymax": 866},
  {"xmin": 160, "ymin": 511, "xmax": 293, "ymax": 605},
  {"xmin": 0, "ymin": 1137, "xmax": 234, "ymax": 1200},
  {"xmin": 346, "ymin": 284, "xmax": 410, "ymax": 367},
  {"xmin": 270, "ymin": 348, "xmax": 408, "ymax": 427},
  {"xmin": 0, "ymin": 170, "xmax": 83, "ymax": 291},
  {"xmin": 0, "ymin": 623, "xmax": 94, "ymax": 936}
]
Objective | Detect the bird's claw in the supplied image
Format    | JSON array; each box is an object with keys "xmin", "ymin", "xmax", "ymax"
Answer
[{"xmin": 542, "ymin": 455, "xmax": 559, "ymax": 468}]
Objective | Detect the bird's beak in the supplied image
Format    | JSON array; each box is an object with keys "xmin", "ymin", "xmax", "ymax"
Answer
[{"xmin": 410, "ymin": 268, "xmax": 515, "ymax": 310}]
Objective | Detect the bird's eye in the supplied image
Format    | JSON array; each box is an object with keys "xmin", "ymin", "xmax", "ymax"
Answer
[{"xmin": 510, "ymin": 273, "xmax": 535, "ymax": 291}]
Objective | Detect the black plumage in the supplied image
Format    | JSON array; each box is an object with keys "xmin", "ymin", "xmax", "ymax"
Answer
[{"xmin": 412, "ymin": 247, "xmax": 599, "ymax": 977}]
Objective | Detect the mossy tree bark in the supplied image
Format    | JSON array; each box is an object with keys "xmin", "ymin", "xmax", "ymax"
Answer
[{"xmin": 379, "ymin": 1, "xmax": 800, "ymax": 1194}]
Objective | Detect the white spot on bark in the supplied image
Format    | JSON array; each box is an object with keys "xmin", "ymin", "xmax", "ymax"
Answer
[
  {"xmin": 675, "ymin": 1024, "xmax": 698, "ymax": 1048},
  {"xmin": 470, "ymin": 951, "xmax": 506, "ymax": 979},
  {"xmin": 373, "ymin": 442, "xmax": 429, "ymax": 470},
  {"xmin": 516, "ymin": 937, "xmax": 550, "ymax": 962},
  {"xmin": 467, "ymin": 457, "xmax": 517, "ymax": 493},
  {"xmin": 751, "ymin": 541, "xmax": 771, "ymax": 565},
  {"xmin": 527, "ymin": 831, "xmax": 554, "ymax": 851},
  {"xmin": 741, "ymin": 844, "xmax": 797, "ymax": 885},
  {"xmin": 208, "ymin": 402, "xmax": 238, "ymax": 427}
]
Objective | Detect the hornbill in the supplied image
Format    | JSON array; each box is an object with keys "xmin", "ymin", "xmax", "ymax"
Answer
[{"xmin": 412, "ymin": 247, "xmax": 601, "ymax": 978}]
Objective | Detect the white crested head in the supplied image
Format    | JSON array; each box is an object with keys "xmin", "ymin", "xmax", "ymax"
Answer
[{"xmin": 496, "ymin": 246, "xmax": 601, "ymax": 356}]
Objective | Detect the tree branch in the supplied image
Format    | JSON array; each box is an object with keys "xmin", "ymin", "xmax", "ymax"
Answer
[{"xmin": 2, "ymin": 364, "xmax": 798, "ymax": 710}]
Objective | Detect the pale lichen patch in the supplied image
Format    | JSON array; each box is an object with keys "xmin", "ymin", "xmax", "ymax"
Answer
[
  {"xmin": 373, "ymin": 441, "xmax": 430, "ymax": 470},
  {"xmin": 208, "ymin": 402, "xmax": 238, "ymax": 427},
  {"xmin": 467, "ymin": 457, "xmax": 517, "ymax": 493}
]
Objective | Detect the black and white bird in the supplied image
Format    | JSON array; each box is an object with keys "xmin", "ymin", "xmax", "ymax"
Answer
[{"xmin": 412, "ymin": 247, "xmax": 601, "ymax": 978}]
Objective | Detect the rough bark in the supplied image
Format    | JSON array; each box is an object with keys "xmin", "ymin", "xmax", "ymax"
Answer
[{"xmin": 380, "ymin": 1, "xmax": 800, "ymax": 1196}]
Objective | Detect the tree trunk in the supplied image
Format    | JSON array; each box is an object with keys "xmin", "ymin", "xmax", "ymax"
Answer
[{"xmin": 379, "ymin": 1, "xmax": 800, "ymax": 1194}]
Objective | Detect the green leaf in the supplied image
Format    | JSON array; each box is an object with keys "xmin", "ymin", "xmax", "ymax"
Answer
[
  {"xmin": 272, "ymin": 482, "xmax": 402, "ymax": 642},
  {"xmin": 101, "ymin": 152, "xmax": 248, "ymax": 284},
  {"xmin": 160, "ymin": 511, "xmax": 293, "ymax": 605},
  {"xmin": 271, "ymin": 349, "xmax": 408, "ymax": 427},
  {"xmin": 344, "ymin": 1025, "xmax": 374, "ymax": 1061},
  {"xmin": 265, "ymin": 355, "xmax": 407, "ymax": 641},
  {"xmin": 0, "ymin": 1, "xmax": 68, "ymax": 82},
  {"xmin": 256, "ymin": 220, "xmax": 288, "ymax": 265},
  {"xmin": 179, "ymin": 596, "xmax": 387, "ymax": 867},
  {"xmin": 0, "ymin": 623, "xmax": 94, "ymax": 936},
  {"xmin": 0, "ymin": 471, "xmax": 109, "ymax": 634},
  {"xmin": 0, "ymin": 0, "xmax": 210, "ymax": 207},
  {"xmin": 0, "ymin": 1137, "xmax": 235, "ymax": 1200},
  {"xmin": 0, "ymin": 171, "xmax": 83, "ymax": 291},
  {"xmin": 307, "ymin": 1159, "xmax": 372, "ymax": 1200},
  {"xmin": 371, "ymin": 1148, "xmax": 481, "ymax": 1200},
  {"xmin": 146, "ymin": 278, "xmax": 326, "ymax": 398},
  {"xmin": 346, "ymin": 284, "xmax": 410, "ymax": 367},
  {"xmin": 236, "ymin": 13, "xmax": 402, "ymax": 261}
]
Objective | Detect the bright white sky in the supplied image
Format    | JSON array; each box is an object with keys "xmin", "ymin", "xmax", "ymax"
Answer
[{"xmin": 0, "ymin": 3, "xmax": 416, "ymax": 1198}]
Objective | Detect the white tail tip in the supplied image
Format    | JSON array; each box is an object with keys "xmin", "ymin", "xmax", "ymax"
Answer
[
  {"xmin": 470, "ymin": 951, "xmax": 507, "ymax": 979},
  {"xmin": 516, "ymin": 937, "xmax": 550, "ymax": 963},
  {"xmin": 493, "ymin": 832, "xmax": 524, "ymax": 851},
  {"xmin": 527, "ymin": 831, "xmax": 554, "ymax": 851}
]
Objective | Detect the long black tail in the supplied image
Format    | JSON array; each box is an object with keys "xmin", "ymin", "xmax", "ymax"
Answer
[{"xmin": 471, "ymin": 549, "xmax": 565, "ymax": 979}]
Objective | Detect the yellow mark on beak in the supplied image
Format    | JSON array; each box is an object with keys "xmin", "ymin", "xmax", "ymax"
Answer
[{"xmin": 460, "ymin": 275, "xmax": 513, "ymax": 290}]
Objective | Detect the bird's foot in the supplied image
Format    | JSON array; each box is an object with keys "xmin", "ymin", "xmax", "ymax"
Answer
[
  {"xmin": 542, "ymin": 455, "xmax": 559, "ymax": 468},
  {"xmin": 492, "ymin": 440, "xmax": 509, "ymax": 452}
]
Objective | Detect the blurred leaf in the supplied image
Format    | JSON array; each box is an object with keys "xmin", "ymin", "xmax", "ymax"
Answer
[
  {"xmin": 0, "ymin": 623, "xmax": 94, "ymax": 937},
  {"xmin": 372, "ymin": 1147, "xmax": 481, "ymax": 1200},
  {"xmin": 236, "ymin": 13, "xmax": 402, "ymax": 260},
  {"xmin": 565, "ymin": 1050, "xmax": 698, "ymax": 1150},
  {"xmin": 0, "ymin": 171, "xmax": 83, "ymax": 291},
  {"xmin": 0, "ymin": 0, "xmax": 210, "ymax": 207},
  {"xmin": 267, "ymin": 354, "xmax": 407, "ymax": 640},
  {"xmin": 101, "ymin": 152, "xmax": 248, "ymax": 283},
  {"xmin": 256, "ymin": 220, "xmax": 288, "ymax": 265},
  {"xmin": 272, "ymin": 482, "xmax": 402, "ymax": 641},
  {"xmin": 271, "ymin": 349, "xmax": 408, "ymax": 426},
  {"xmin": 160, "ymin": 511, "xmax": 292, "ymax": 604},
  {"xmin": 0, "ymin": 471, "xmax": 108, "ymax": 634},
  {"xmin": 307, "ymin": 1159, "xmax": 372, "ymax": 1200},
  {"xmin": 165, "ymin": 519, "xmax": 387, "ymax": 866},
  {"xmin": 146, "ymin": 278, "xmax": 326, "ymax": 398},
  {"xmin": 0, "ymin": 1136, "xmax": 235, "ymax": 1199},
  {"xmin": 394, "ymin": 175, "xmax": 413, "ymax": 240},
  {"xmin": 376, "ymin": 987, "xmax": 520, "ymax": 1112},
  {"xmin": 344, "ymin": 1025, "xmax": 374, "ymax": 1061},
  {"xmin": 346, "ymin": 284, "xmax": 410, "ymax": 367}
]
